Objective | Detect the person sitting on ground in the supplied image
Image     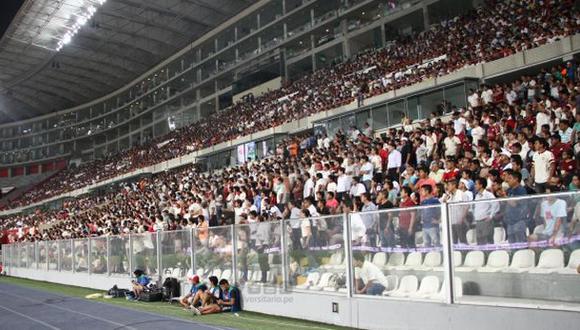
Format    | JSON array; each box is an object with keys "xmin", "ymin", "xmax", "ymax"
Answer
[
  {"xmin": 218, "ymin": 279, "xmax": 241, "ymax": 313},
  {"xmin": 131, "ymin": 269, "xmax": 150, "ymax": 300},
  {"xmin": 191, "ymin": 275, "xmax": 220, "ymax": 308},
  {"xmin": 180, "ymin": 275, "xmax": 203, "ymax": 309},
  {"xmin": 191, "ymin": 291, "xmax": 222, "ymax": 315}
]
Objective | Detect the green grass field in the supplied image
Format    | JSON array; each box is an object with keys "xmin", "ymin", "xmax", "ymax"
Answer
[{"xmin": 0, "ymin": 276, "xmax": 352, "ymax": 330}]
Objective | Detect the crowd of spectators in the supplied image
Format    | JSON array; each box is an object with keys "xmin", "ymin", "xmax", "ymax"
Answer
[
  {"xmin": 4, "ymin": 0, "xmax": 578, "ymax": 210},
  {"xmin": 2, "ymin": 54, "xmax": 580, "ymax": 251}
]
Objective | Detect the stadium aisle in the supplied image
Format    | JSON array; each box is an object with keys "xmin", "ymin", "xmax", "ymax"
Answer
[{"xmin": 0, "ymin": 282, "xmax": 232, "ymax": 330}]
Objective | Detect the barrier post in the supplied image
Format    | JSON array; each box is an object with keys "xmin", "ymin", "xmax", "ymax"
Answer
[
  {"xmin": 441, "ymin": 202, "xmax": 455, "ymax": 305},
  {"xmin": 128, "ymin": 234, "xmax": 133, "ymax": 276},
  {"xmin": 156, "ymin": 232, "xmax": 162, "ymax": 284},
  {"xmin": 190, "ymin": 228, "xmax": 195, "ymax": 276},
  {"xmin": 88, "ymin": 237, "xmax": 92, "ymax": 276},
  {"xmin": 280, "ymin": 219, "xmax": 288, "ymax": 292},
  {"xmin": 71, "ymin": 240, "xmax": 75, "ymax": 273},
  {"xmin": 106, "ymin": 236, "xmax": 111, "ymax": 277},
  {"xmin": 344, "ymin": 213, "xmax": 353, "ymax": 298},
  {"xmin": 57, "ymin": 241, "xmax": 61, "ymax": 272},
  {"xmin": 231, "ymin": 225, "xmax": 238, "ymax": 285}
]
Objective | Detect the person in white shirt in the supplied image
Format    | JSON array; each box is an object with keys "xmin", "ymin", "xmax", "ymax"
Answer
[
  {"xmin": 452, "ymin": 112, "xmax": 467, "ymax": 135},
  {"xmin": 481, "ymin": 86, "xmax": 493, "ymax": 105},
  {"xmin": 442, "ymin": 180, "xmax": 471, "ymax": 244},
  {"xmin": 443, "ymin": 128, "xmax": 461, "ymax": 158},
  {"xmin": 353, "ymin": 253, "xmax": 390, "ymax": 295},
  {"xmin": 531, "ymin": 138, "xmax": 554, "ymax": 193},
  {"xmin": 529, "ymin": 191, "xmax": 566, "ymax": 244},
  {"xmin": 470, "ymin": 120, "xmax": 485, "ymax": 147},
  {"xmin": 349, "ymin": 176, "xmax": 367, "ymax": 198},
  {"xmin": 386, "ymin": 142, "xmax": 401, "ymax": 182},
  {"xmin": 359, "ymin": 156, "xmax": 374, "ymax": 192},
  {"xmin": 472, "ymin": 178, "xmax": 499, "ymax": 245},
  {"xmin": 535, "ymin": 106, "xmax": 552, "ymax": 136},
  {"xmin": 467, "ymin": 89, "xmax": 480, "ymax": 109},
  {"xmin": 336, "ymin": 167, "xmax": 351, "ymax": 201},
  {"xmin": 303, "ymin": 174, "xmax": 315, "ymax": 199}
]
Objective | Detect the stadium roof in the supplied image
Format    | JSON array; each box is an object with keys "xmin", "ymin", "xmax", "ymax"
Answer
[{"xmin": 0, "ymin": 0, "xmax": 254, "ymax": 124}]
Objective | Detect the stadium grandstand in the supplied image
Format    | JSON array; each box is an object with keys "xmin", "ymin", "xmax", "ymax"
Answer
[{"xmin": 0, "ymin": 0, "xmax": 579, "ymax": 329}]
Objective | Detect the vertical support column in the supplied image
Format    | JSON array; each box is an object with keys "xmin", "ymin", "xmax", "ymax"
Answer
[
  {"xmin": 231, "ymin": 225, "xmax": 238, "ymax": 285},
  {"xmin": 156, "ymin": 232, "xmax": 162, "ymax": 283},
  {"xmin": 57, "ymin": 241, "xmax": 61, "ymax": 272},
  {"xmin": 128, "ymin": 234, "xmax": 133, "ymax": 276},
  {"xmin": 106, "ymin": 236, "xmax": 111, "ymax": 276},
  {"xmin": 282, "ymin": 0, "xmax": 286, "ymax": 15},
  {"xmin": 257, "ymin": 13, "xmax": 261, "ymax": 30},
  {"xmin": 422, "ymin": 5, "xmax": 430, "ymax": 30},
  {"xmin": 71, "ymin": 240, "xmax": 75, "ymax": 273},
  {"xmin": 441, "ymin": 203, "xmax": 455, "ymax": 304},
  {"xmin": 311, "ymin": 34, "xmax": 317, "ymax": 72},
  {"xmin": 283, "ymin": 23, "xmax": 288, "ymax": 39},
  {"xmin": 280, "ymin": 219, "xmax": 288, "ymax": 292},
  {"xmin": 344, "ymin": 213, "xmax": 353, "ymax": 298},
  {"xmin": 190, "ymin": 228, "xmax": 195, "ymax": 275},
  {"xmin": 341, "ymin": 19, "xmax": 350, "ymax": 59},
  {"xmin": 234, "ymin": 26, "xmax": 238, "ymax": 42},
  {"xmin": 380, "ymin": 24, "xmax": 386, "ymax": 46},
  {"xmin": 87, "ymin": 238, "xmax": 92, "ymax": 276}
]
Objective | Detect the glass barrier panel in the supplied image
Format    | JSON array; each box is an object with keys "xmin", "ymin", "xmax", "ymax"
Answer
[
  {"xmin": 285, "ymin": 215, "xmax": 347, "ymax": 293},
  {"xmin": 19, "ymin": 243, "xmax": 27, "ymax": 268},
  {"xmin": 90, "ymin": 237, "xmax": 108, "ymax": 275},
  {"xmin": 350, "ymin": 206, "xmax": 445, "ymax": 301},
  {"xmin": 28, "ymin": 242, "xmax": 36, "ymax": 269},
  {"xmin": 38, "ymin": 241, "xmax": 47, "ymax": 270},
  {"xmin": 193, "ymin": 226, "xmax": 233, "ymax": 283},
  {"xmin": 73, "ymin": 239, "xmax": 89, "ymax": 273},
  {"xmin": 47, "ymin": 241, "xmax": 59, "ymax": 271},
  {"xmin": 160, "ymin": 230, "xmax": 192, "ymax": 279},
  {"xmin": 236, "ymin": 221, "xmax": 282, "ymax": 287},
  {"xmin": 109, "ymin": 235, "xmax": 130, "ymax": 276},
  {"xmin": 131, "ymin": 232, "xmax": 158, "ymax": 277},
  {"xmin": 448, "ymin": 191, "xmax": 580, "ymax": 308},
  {"xmin": 59, "ymin": 240, "xmax": 73, "ymax": 272}
]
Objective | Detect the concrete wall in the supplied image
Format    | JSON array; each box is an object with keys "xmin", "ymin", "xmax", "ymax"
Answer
[
  {"xmin": 232, "ymin": 77, "xmax": 282, "ymax": 103},
  {"xmin": 6, "ymin": 266, "xmax": 580, "ymax": 330}
]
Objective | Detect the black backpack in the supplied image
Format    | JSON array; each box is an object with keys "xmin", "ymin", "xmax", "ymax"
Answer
[
  {"xmin": 107, "ymin": 285, "xmax": 131, "ymax": 298},
  {"xmin": 162, "ymin": 277, "xmax": 180, "ymax": 301}
]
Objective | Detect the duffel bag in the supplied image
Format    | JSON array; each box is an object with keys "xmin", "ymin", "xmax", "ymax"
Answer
[{"xmin": 140, "ymin": 290, "xmax": 163, "ymax": 302}]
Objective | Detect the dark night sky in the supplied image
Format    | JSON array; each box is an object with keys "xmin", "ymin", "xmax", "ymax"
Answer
[{"xmin": 0, "ymin": 1, "xmax": 25, "ymax": 38}]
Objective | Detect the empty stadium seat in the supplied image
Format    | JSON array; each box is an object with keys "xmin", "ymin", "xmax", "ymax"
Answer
[
  {"xmin": 387, "ymin": 275, "xmax": 419, "ymax": 298},
  {"xmin": 394, "ymin": 252, "xmax": 422, "ymax": 270},
  {"xmin": 372, "ymin": 252, "xmax": 387, "ymax": 269},
  {"xmin": 557, "ymin": 249, "xmax": 580, "ymax": 275},
  {"xmin": 455, "ymin": 251, "xmax": 484, "ymax": 272},
  {"xmin": 384, "ymin": 252, "xmax": 405, "ymax": 270},
  {"xmin": 529, "ymin": 249, "xmax": 564, "ymax": 274},
  {"xmin": 532, "ymin": 225, "xmax": 545, "ymax": 235},
  {"xmin": 409, "ymin": 276, "xmax": 440, "ymax": 299},
  {"xmin": 493, "ymin": 227, "xmax": 506, "ymax": 244},
  {"xmin": 296, "ymin": 272, "xmax": 320, "ymax": 290},
  {"xmin": 430, "ymin": 277, "xmax": 463, "ymax": 300},
  {"xmin": 478, "ymin": 250, "xmax": 509, "ymax": 272},
  {"xmin": 503, "ymin": 249, "xmax": 536, "ymax": 273},
  {"xmin": 415, "ymin": 251, "xmax": 442, "ymax": 271},
  {"xmin": 434, "ymin": 251, "xmax": 463, "ymax": 271},
  {"xmin": 221, "ymin": 269, "xmax": 232, "ymax": 281},
  {"xmin": 211, "ymin": 268, "xmax": 222, "ymax": 279},
  {"xmin": 466, "ymin": 229, "xmax": 477, "ymax": 246},
  {"xmin": 322, "ymin": 252, "xmax": 343, "ymax": 270}
]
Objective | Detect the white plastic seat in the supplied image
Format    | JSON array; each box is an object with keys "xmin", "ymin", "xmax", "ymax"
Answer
[
  {"xmin": 414, "ymin": 231, "xmax": 424, "ymax": 246},
  {"xmin": 171, "ymin": 268, "xmax": 182, "ymax": 278},
  {"xmin": 433, "ymin": 251, "xmax": 463, "ymax": 271},
  {"xmin": 249, "ymin": 270, "xmax": 262, "ymax": 282},
  {"xmin": 310, "ymin": 272, "xmax": 333, "ymax": 291},
  {"xmin": 211, "ymin": 268, "xmax": 222, "ymax": 279},
  {"xmin": 372, "ymin": 252, "xmax": 387, "ymax": 269},
  {"xmin": 196, "ymin": 268, "xmax": 204, "ymax": 277},
  {"xmin": 532, "ymin": 225, "xmax": 544, "ymax": 236},
  {"xmin": 221, "ymin": 269, "xmax": 232, "ymax": 281},
  {"xmin": 383, "ymin": 274, "xmax": 399, "ymax": 294},
  {"xmin": 478, "ymin": 250, "xmax": 510, "ymax": 272},
  {"xmin": 387, "ymin": 275, "xmax": 418, "ymax": 297},
  {"xmin": 558, "ymin": 250, "xmax": 580, "ymax": 274},
  {"xmin": 394, "ymin": 252, "xmax": 422, "ymax": 270},
  {"xmin": 384, "ymin": 252, "xmax": 405, "ymax": 270},
  {"xmin": 430, "ymin": 277, "xmax": 463, "ymax": 299},
  {"xmin": 504, "ymin": 249, "xmax": 536, "ymax": 273},
  {"xmin": 455, "ymin": 251, "xmax": 484, "ymax": 272},
  {"xmin": 296, "ymin": 272, "xmax": 320, "ymax": 290},
  {"xmin": 529, "ymin": 249, "xmax": 564, "ymax": 274},
  {"xmin": 415, "ymin": 252, "xmax": 441, "ymax": 271},
  {"xmin": 493, "ymin": 227, "xmax": 506, "ymax": 244},
  {"xmin": 408, "ymin": 276, "xmax": 440, "ymax": 298},
  {"xmin": 321, "ymin": 252, "xmax": 343, "ymax": 270},
  {"xmin": 466, "ymin": 229, "xmax": 476, "ymax": 246}
]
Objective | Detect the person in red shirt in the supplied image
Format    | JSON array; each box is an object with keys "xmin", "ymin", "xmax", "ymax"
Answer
[
  {"xmin": 414, "ymin": 166, "xmax": 436, "ymax": 194},
  {"xmin": 379, "ymin": 143, "xmax": 389, "ymax": 171},
  {"xmin": 325, "ymin": 191, "xmax": 339, "ymax": 212},
  {"xmin": 486, "ymin": 116, "xmax": 500, "ymax": 142},
  {"xmin": 397, "ymin": 187, "xmax": 417, "ymax": 248},
  {"xmin": 442, "ymin": 158, "xmax": 461, "ymax": 183},
  {"xmin": 550, "ymin": 134, "xmax": 569, "ymax": 162},
  {"xmin": 560, "ymin": 150, "xmax": 576, "ymax": 184}
]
